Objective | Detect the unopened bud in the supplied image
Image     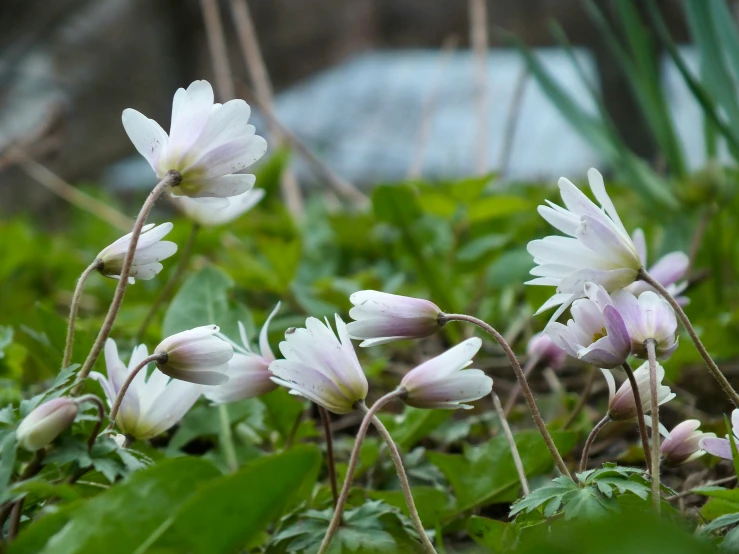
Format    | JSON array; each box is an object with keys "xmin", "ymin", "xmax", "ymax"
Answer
[
  {"xmin": 661, "ymin": 420, "xmax": 715, "ymax": 466},
  {"xmin": 526, "ymin": 332, "xmax": 567, "ymax": 370},
  {"xmin": 17, "ymin": 398, "xmax": 78, "ymax": 452},
  {"xmin": 154, "ymin": 325, "xmax": 233, "ymax": 385}
]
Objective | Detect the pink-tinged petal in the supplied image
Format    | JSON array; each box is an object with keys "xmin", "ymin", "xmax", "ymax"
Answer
[
  {"xmin": 205, "ymin": 355, "xmax": 275, "ymax": 403},
  {"xmin": 193, "ymin": 135, "xmax": 267, "ymax": 179},
  {"xmin": 587, "ymin": 168, "xmax": 627, "ymax": 235},
  {"xmin": 576, "ymin": 215, "xmax": 639, "ymax": 269},
  {"xmin": 557, "ymin": 268, "xmax": 637, "ymax": 296},
  {"xmin": 189, "ymin": 99, "xmax": 254, "ymax": 158},
  {"xmin": 401, "ymin": 338, "xmax": 481, "ymax": 389},
  {"xmin": 538, "ymin": 204, "xmax": 579, "ymax": 236},
  {"xmin": 269, "ymin": 359, "xmax": 355, "ymax": 414},
  {"xmin": 648, "ymin": 252, "xmax": 689, "ymax": 288},
  {"xmin": 404, "ymin": 370, "xmax": 492, "ymax": 410},
  {"xmin": 136, "ymin": 380, "xmax": 202, "ymax": 439},
  {"xmin": 732, "ymin": 409, "xmax": 739, "ymax": 435},
  {"xmin": 601, "ymin": 369, "xmax": 616, "ymax": 402},
  {"xmin": 577, "ymin": 344, "xmax": 625, "ymax": 369},
  {"xmin": 602, "ymin": 305, "xmax": 630, "ymax": 357},
  {"xmin": 161, "ymin": 367, "xmax": 229, "ymax": 385},
  {"xmin": 89, "ymin": 372, "xmax": 115, "ymax": 406},
  {"xmin": 700, "ymin": 437, "xmax": 733, "ymax": 460},
  {"xmin": 168, "ymin": 80, "xmax": 215, "ymax": 161},
  {"xmin": 180, "ymin": 174, "xmax": 256, "ymax": 199},
  {"xmin": 557, "ymin": 177, "xmax": 601, "ymax": 220},
  {"xmin": 122, "ymin": 109, "xmax": 168, "ymax": 170}
]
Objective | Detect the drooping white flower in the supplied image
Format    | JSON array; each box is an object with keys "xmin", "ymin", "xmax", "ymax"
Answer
[
  {"xmin": 173, "ymin": 188, "xmax": 265, "ymax": 227},
  {"xmin": 661, "ymin": 420, "xmax": 714, "ymax": 465},
  {"xmin": 97, "ymin": 222, "xmax": 177, "ymax": 283},
  {"xmin": 16, "ymin": 398, "xmax": 78, "ymax": 452},
  {"xmin": 400, "ymin": 338, "xmax": 492, "ymax": 410},
  {"xmin": 526, "ymin": 332, "xmax": 567, "ymax": 370},
  {"xmin": 625, "ymin": 228, "xmax": 690, "ymax": 305},
  {"xmin": 91, "ymin": 339, "xmax": 202, "ymax": 440},
  {"xmin": 269, "ymin": 315, "xmax": 368, "ymax": 414},
  {"xmin": 602, "ymin": 361, "xmax": 675, "ymax": 422},
  {"xmin": 611, "ymin": 289, "xmax": 678, "ymax": 360},
  {"xmin": 700, "ymin": 409, "xmax": 739, "ymax": 460},
  {"xmin": 122, "ymin": 80, "xmax": 267, "ymax": 199},
  {"xmin": 546, "ymin": 283, "xmax": 631, "ymax": 369},
  {"xmin": 527, "ymin": 168, "xmax": 642, "ymax": 320},
  {"xmin": 205, "ymin": 304, "xmax": 280, "ymax": 404},
  {"xmin": 346, "ymin": 291, "xmax": 442, "ymax": 347},
  {"xmin": 154, "ymin": 325, "xmax": 232, "ymax": 385}
]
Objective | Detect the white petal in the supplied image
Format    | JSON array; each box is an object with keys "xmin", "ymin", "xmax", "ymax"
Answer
[
  {"xmin": 122, "ymin": 109, "xmax": 168, "ymax": 170},
  {"xmin": 168, "ymin": 80, "xmax": 215, "ymax": 161}
]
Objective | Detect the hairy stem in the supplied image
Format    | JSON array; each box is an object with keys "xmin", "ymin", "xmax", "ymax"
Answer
[
  {"xmin": 564, "ymin": 365, "xmax": 596, "ymax": 430},
  {"xmin": 492, "ymin": 391, "xmax": 530, "ymax": 494},
  {"xmin": 62, "ymin": 259, "xmax": 102, "ymax": 369},
  {"xmin": 621, "ymin": 362, "xmax": 652, "ymax": 470},
  {"xmin": 136, "ymin": 223, "xmax": 199, "ymax": 342},
  {"xmin": 441, "ymin": 313, "xmax": 571, "ymax": 478},
  {"xmin": 369, "ymin": 412, "xmax": 437, "ymax": 553},
  {"xmin": 107, "ymin": 354, "xmax": 165, "ymax": 428},
  {"xmin": 503, "ymin": 355, "xmax": 539, "ymax": 416},
  {"xmin": 74, "ymin": 172, "xmax": 180, "ymax": 393},
  {"xmin": 639, "ymin": 268, "xmax": 739, "ymax": 406},
  {"xmin": 646, "ymin": 339, "xmax": 661, "ymax": 512},
  {"xmin": 578, "ymin": 415, "xmax": 610, "ymax": 474},
  {"xmin": 76, "ymin": 394, "xmax": 106, "ymax": 451},
  {"xmin": 218, "ymin": 404, "xmax": 238, "ymax": 473},
  {"xmin": 317, "ymin": 390, "xmax": 406, "ymax": 554},
  {"xmin": 318, "ymin": 407, "xmax": 338, "ymax": 507}
]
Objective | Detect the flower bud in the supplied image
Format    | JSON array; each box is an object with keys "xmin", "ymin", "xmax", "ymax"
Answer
[
  {"xmin": 661, "ymin": 420, "xmax": 714, "ymax": 465},
  {"xmin": 17, "ymin": 398, "xmax": 79, "ymax": 452},
  {"xmin": 602, "ymin": 362, "xmax": 675, "ymax": 422},
  {"xmin": 400, "ymin": 338, "xmax": 492, "ymax": 410},
  {"xmin": 526, "ymin": 332, "xmax": 567, "ymax": 370},
  {"xmin": 346, "ymin": 291, "xmax": 442, "ymax": 347},
  {"xmin": 97, "ymin": 222, "xmax": 178, "ymax": 283},
  {"xmin": 154, "ymin": 325, "xmax": 233, "ymax": 385},
  {"xmin": 700, "ymin": 409, "xmax": 739, "ymax": 461},
  {"xmin": 611, "ymin": 290, "xmax": 678, "ymax": 360}
]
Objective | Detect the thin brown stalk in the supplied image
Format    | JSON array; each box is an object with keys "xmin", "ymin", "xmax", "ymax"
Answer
[
  {"xmin": 76, "ymin": 394, "xmax": 106, "ymax": 451},
  {"xmin": 639, "ymin": 268, "xmax": 739, "ymax": 406},
  {"xmin": 646, "ymin": 339, "xmax": 661, "ymax": 512},
  {"xmin": 8, "ymin": 149, "xmax": 133, "ymax": 231},
  {"xmin": 73, "ymin": 172, "xmax": 180, "ymax": 392},
  {"xmin": 107, "ymin": 354, "xmax": 166, "ymax": 427},
  {"xmin": 200, "ymin": 0, "xmax": 236, "ymax": 100},
  {"xmin": 492, "ymin": 391, "xmax": 530, "ymax": 494},
  {"xmin": 229, "ymin": 0, "xmax": 304, "ymax": 216},
  {"xmin": 135, "ymin": 223, "xmax": 199, "ymax": 341},
  {"xmin": 469, "ymin": 0, "xmax": 489, "ymax": 175},
  {"xmin": 62, "ymin": 259, "xmax": 102, "ymax": 369},
  {"xmin": 441, "ymin": 313, "xmax": 571, "ymax": 478},
  {"xmin": 621, "ymin": 361, "xmax": 653, "ymax": 470},
  {"xmin": 503, "ymin": 355, "xmax": 539, "ymax": 416},
  {"xmin": 578, "ymin": 415, "xmax": 610, "ymax": 474}
]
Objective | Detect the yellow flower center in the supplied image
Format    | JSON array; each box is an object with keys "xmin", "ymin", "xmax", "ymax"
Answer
[{"xmin": 592, "ymin": 327, "xmax": 607, "ymax": 343}]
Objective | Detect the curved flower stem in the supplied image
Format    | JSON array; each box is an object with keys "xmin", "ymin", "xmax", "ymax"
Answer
[
  {"xmin": 646, "ymin": 339, "xmax": 661, "ymax": 512},
  {"xmin": 76, "ymin": 394, "xmax": 106, "ymax": 451},
  {"xmin": 107, "ymin": 354, "xmax": 165, "ymax": 429},
  {"xmin": 317, "ymin": 390, "xmax": 406, "ymax": 554},
  {"xmin": 1, "ymin": 449, "xmax": 46, "ymax": 536},
  {"xmin": 62, "ymin": 259, "xmax": 102, "ymax": 369},
  {"xmin": 135, "ymin": 223, "xmax": 200, "ymax": 342},
  {"xmin": 564, "ymin": 365, "xmax": 596, "ymax": 430},
  {"xmin": 578, "ymin": 414, "xmax": 610, "ymax": 474},
  {"xmin": 621, "ymin": 362, "xmax": 652, "ymax": 470},
  {"xmin": 368, "ymin": 411, "xmax": 437, "ymax": 553},
  {"xmin": 492, "ymin": 391, "xmax": 530, "ymax": 495},
  {"xmin": 639, "ymin": 268, "xmax": 739, "ymax": 406},
  {"xmin": 318, "ymin": 407, "xmax": 338, "ymax": 507},
  {"xmin": 73, "ymin": 171, "xmax": 181, "ymax": 393},
  {"xmin": 440, "ymin": 313, "xmax": 571, "ymax": 478},
  {"xmin": 503, "ymin": 355, "xmax": 539, "ymax": 416}
]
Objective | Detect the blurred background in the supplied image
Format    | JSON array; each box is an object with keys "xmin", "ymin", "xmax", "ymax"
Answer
[{"xmin": 0, "ymin": 0, "xmax": 696, "ymax": 214}]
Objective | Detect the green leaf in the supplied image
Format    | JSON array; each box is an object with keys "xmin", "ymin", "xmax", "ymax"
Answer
[
  {"xmin": 368, "ymin": 486, "xmax": 450, "ymax": 528},
  {"xmin": 467, "ymin": 515, "xmax": 514, "ymax": 552},
  {"xmin": 467, "ymin": 196, "xmax": 530, "ymax": 223},
  {"xmin": 151, "ymin": 445, "xmax": 321, "ymax": 553},
  {"xmin": 701, "ymin": 513, "xmax": 739, "ymax": 534},
  {"xmin": 427, "ymin": 430, "xmax": 578, "ymax": 517},
  {"xmin": 380, "ymin": 407, "xmax": 452, "ymax": 450},
  {"xmin": 10, "ymin": 457, "xmax": 221, "ymax": 554},
  {"xmin": 372, "ymin": 185, "xmax": 422, "ymax": 226},
  {"xmin": 0, "ymin": 431, "xmax": 17, "ymax": 499},
  {"xmin": 510, "ymin": 475, "xmax": 579, "ymax": 517}
]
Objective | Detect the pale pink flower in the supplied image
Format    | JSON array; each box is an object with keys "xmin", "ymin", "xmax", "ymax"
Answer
[
  {"xmin": 526, "ymin": 332, "xmax": 567, "ymax": 370},
  {"xmin": 602, "ymin": 361, "xmax": 675, "ymax": 422},
  {"xmin": 700, "ymin": 409, "xmax": 739, "ymax": 460},
  {"xmin": 625, "ymin": 228, "xmax": 689, "ymax": 305},
  {"xmin": 155, "ymin": 325, "xmax": 232, "ymax": 385},
  {"xmin": 17, "ymin": 398, "xmax": 78, "ymax": 452},
  {"xmin": 661, "ymin": 420, "xmax": 714, "ymax": 465}
]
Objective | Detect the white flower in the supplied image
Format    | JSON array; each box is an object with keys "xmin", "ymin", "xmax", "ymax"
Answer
[
  {"xmin": 400, "ymin": 338, "xmax": 492, "ymax": 410},
  {"xmin": 602, "ymin": 361, "xmax": 675, "ymax": 422},
  {"xmin": 122, "ymin": 80, "xmax": 267, "ymax": 199},
  {"xmin": 700, "ymin": 409, "xmax": 739, "ymax": 461},
  {"xmin": 625, "ymin": 228, "xmax": 690, "ymax": 305},
  {"xmin": 16, "ymin": 398, "xmax": 78, "ymax": 452},
  {"xmin": 346, "ymin": 291, "xmax": 442, "ymax": 347},
  {"xmin": 527, "ymin": 168, "xmax": 642, "ymax": 320},
  {"xmin": 611, "ymin": 289, "xmax": 678, "ymax": 359},
  {"xmin": 269, "ymin": 315, "xmax": 368, "ymax": 414},
  {"xmin": 154, "ymin": 325, "xmax": 233, "ymax": 385},
  {"xmin": 173, "ymin": 188, "xmax": 265, "ymax": 227},
  {"xmin": 547, "ymin": 283, "xmax": 631, "ymax": 369},
  {"xmin": 97, "ymin": 222, "xmax": 177, "ymax": 283},
  {"xmin": 661, "ymin": 420, "xmax": 714, "ymax": 465},
  {"xmin": 205, "ymin": 304, "xmax": 280, "ymax": 404},
  {"xmin": 91, "ymin": 339, "xmax": 202, "ymax": 440}
]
